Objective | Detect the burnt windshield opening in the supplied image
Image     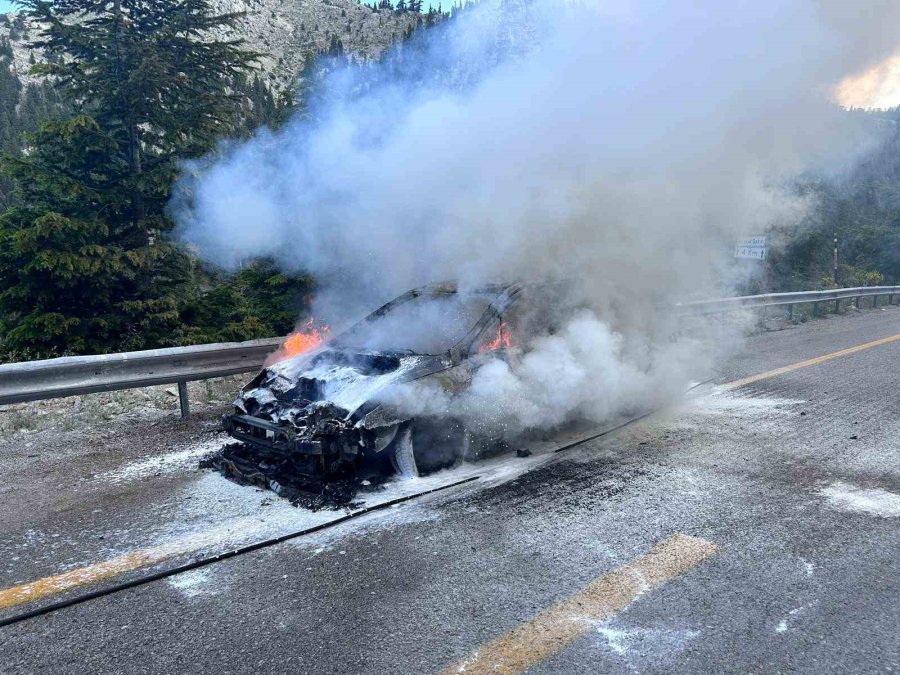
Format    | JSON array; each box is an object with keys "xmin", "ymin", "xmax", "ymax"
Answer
[{"xmin": 332, "ymin": 292, "xmax": 494, "ymax": 356}]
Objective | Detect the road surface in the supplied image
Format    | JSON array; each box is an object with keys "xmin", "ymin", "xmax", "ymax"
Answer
[{"xmin": 1, "ymin": 307, "xmax": 899, "ymax": 673}]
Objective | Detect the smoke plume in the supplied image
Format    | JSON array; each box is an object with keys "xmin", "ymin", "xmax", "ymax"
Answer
[{"xmin": 173, "ymin": 0, "xmax": 899, "ymax": 433}]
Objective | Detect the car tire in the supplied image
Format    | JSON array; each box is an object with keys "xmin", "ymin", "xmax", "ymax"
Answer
[
  {"xmin": 390, "ymin": 418, "xmax": 469, "ymax": 478},
  {"xmin": 390, "ymin": 424, "xmax": 419, "ymax": 479}
]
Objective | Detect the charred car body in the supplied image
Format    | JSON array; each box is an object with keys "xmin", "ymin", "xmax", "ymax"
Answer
[{"xmin": 223, "ymin": 282, "xmax": 540, "ymax": 479}]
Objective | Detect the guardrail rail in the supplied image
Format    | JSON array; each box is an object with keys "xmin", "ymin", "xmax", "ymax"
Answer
[
  {"xmin": 0, "ymin": 337, "xmax": 282, "ymax": 417},
  {"xmin": 683, "ymin": 285, "xmax": 900, "ymax": 319}
]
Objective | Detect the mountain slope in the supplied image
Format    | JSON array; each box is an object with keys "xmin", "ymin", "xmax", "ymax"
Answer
[{"xmin": 0, "ymin": 1, "xmax": 421, "ymax": 92}]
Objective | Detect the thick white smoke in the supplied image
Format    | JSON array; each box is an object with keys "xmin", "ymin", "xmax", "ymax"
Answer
[
  {"xmin": 380, "ymin": 309, "xmax": 704, "ymax": 436},
  {"xmin": 173, "ymin": 0, "xmax": 899, "ymax": 433}
]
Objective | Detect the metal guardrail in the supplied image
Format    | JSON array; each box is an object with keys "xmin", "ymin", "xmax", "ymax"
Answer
[
  {"xmin": 684, "ymin": 285, "xmax": 900, "ymax": 319},
  {"xmin": 0, "ymin": 285, "xmax": 897, "ymax": 418},
  {"xmin": 0, "ymin": 337, "xmax": 283, "ymax": 416}
]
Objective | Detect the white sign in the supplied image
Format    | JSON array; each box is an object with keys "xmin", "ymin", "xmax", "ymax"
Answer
[
  {"xmin": 735, "ymin": 236, "xmax": 767, "ymax": 260},
  {"xmin": 736, "ymin": 236, "xmax": 766, "ymax": 248},
  {"xmin": 734, "ymin": 246, "xmax": 768, "ymax": 260}
]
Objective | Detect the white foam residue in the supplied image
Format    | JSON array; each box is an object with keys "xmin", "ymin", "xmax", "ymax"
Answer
[
  {"xmin": 101, "ymin": 435, "xmax": 228, "ymax": 483},
  {"xmin": 269, "ymin": 352, "xmax": 424, "ymax": 413},
  {"xmin": 596, "ymin": 625, "xmax": 631, "ymax": 655},
  {"xmin": 167, "ymin": 568, "xmax": 216, "ymax": 599},
  {"xmin": 688, "ymin": 390, "xmax": 804, "ymax": 417},
  {"xmin": 775, "ymin": 605, "xmax": 810, "ymax": 634},
  {"xmin": 819, "ymin": 481, "xmax": 900, "ymax": 518},
  {"xmin": 590, "ymin": 620, "xmax": 699, "ymax": 665},
  {"xmin": 166, "ymin": 472, "xmax": 334, "ymax": 539},
  {"xmin": 307, "ymin": 356, "xmax": 422, "ymax": 412}
]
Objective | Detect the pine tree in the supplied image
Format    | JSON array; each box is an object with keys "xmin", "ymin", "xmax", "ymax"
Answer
[
  {"xmin": 232, "ymin": 75, "xmax": 295, "ymax": 135},
  {"xmin": 175, "ymin": 259, "xmax": 313, "ymax": 345},
  {"xmin": 295, "ymin": 49, "xmax": 325, "ymax": 122},
  {"xmin": 0, "ymin": 47, "xmax": 68, "ymax": 211},
  {"xmin": 328, "ymin": 33, "xmax": 345, "ymax": 58},
  {"xmin": 0, "ymin": 116, "xmax": 140, "ymax": 356},
  {"xmin": 22, "ymin": 0, "xmax": 260, "ymax": 224},
  {"xmin": 0, "ymin": 0, "xmax": 259, "ymax": 356}
]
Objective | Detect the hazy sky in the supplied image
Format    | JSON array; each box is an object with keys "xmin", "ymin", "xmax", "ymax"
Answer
[
  {"xmin": 0, "ymin": 2, "xmax": 15, "ymax": 13},
  {"xmin": 837, "ymin": 52, "xmax": 900, "ymax": 109}
]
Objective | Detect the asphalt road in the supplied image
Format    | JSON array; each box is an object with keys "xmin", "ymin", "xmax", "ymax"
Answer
[{"xmin": 2, "ymin": 307, "xmax": 900, "ymax": 673}]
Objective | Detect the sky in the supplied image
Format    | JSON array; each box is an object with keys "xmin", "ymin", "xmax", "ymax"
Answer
[
  {"xmin": 837, "ymin": 51, "xmax": 900, "ymax": 109},
  {"xmin": 0, "ymin": 2, "xmax": 14, "ymax": 13}
]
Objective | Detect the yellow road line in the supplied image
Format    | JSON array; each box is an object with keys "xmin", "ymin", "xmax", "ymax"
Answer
[
  {"xmin": 722, "ymin": 332, "xmax": 900, "ymax": 391},
  {"xmin": 443, "ymin": 533, "xmax": 718, "ymax": 675},
  {"xmin": 0, "ymin": 549, "xmax": 171, "ymax": 611},
  {"xmin": 0, "ymin": 522, "xmax": 241, "ymax": 612}
]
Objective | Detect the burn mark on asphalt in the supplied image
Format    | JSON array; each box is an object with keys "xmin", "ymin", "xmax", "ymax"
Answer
[{"xmin": 460, "ymin": 452, "xmax": 660, "ymax": 513}]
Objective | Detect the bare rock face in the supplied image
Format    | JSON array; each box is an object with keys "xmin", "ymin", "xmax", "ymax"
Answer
[
  {"xmin": 0, "ymin": 1, "xmax": 419, "ymax": 92},
  {"xmin": 207, "ymin": 0, "xmax": 419, "ymax": 87},
  {"xmin": 0, "ymin": 13, "xmax": 43, "ymax": 88}
]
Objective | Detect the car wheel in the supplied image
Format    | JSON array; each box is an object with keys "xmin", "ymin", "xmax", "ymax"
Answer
[
  {"xmin": 390, "ymin": 424, "xmax": 419, "ymax": 478},
  {"xmin": 390, "ymin": 418, "xmax": 469, "ymax": 478}
]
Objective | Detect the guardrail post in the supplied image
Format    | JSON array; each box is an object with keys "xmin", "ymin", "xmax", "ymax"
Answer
[
  {"xmin": 834, "ymin": 298, "xmax": 840, "ymax": 313},
  {"xmin": 178, "ymin": 381, "xmax": 190, "ymax": 419},
  {"xmin": 788, "ymin": 304, "xmax": 794, "ymax": 321},
  {"xmin": 854, "ymin": 295, "xmax": 861, "ymax": 310},
  {"xmin": 890, "ymin": 293, "xmax": 894, "ymax": 305},
  {"xmin": 813, "ymin": 301, "xmax": 820, "ymax": 316}
]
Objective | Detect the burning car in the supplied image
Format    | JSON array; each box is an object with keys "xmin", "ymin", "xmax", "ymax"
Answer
[{"xmin": 222, "ymin": 282, "xmax": 537, "ymax": 480}]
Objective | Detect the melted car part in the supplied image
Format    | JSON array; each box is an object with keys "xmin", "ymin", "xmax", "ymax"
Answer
[{"xmin": 202, "ymin": 443, "xmax": 390, "ymax": 511}]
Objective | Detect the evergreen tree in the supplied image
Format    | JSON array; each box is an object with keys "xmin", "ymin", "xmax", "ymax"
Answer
[
  {"xmin": 327, "ymin": 33, "xmax": 345, "ymax": 58},
  {"xmin": 22, "ymin": 0, "xmax": 260, "ymax": 223},
  {"xmin": 0, "ymin": 45, "xmax": 68, "ymax": 211},
  {"xmin": 232, "ymin": 74, "xmax": 296, "ymax": 134},
  {"xmin": 294, "ymin": 49, "xmax": 326, "ymax": 122},
  {"xmin": 174, "ymin": 259, "xmax": 313, "ymax": 345},
  {"xmin": 0, "ymin": 116, "xmax": 151, "ymax": 356},
  {"xmin": 0, "ymin": 0, "xmax": 259, "ymax": 356}
]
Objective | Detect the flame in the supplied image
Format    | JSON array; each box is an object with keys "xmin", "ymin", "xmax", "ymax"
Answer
[
  {"xmin": 480, "ymin": 322, "xmax": 514, "ymax": 352},
  {"xmin": 267, "ymin": 318, "xmax": 330, "ymax": 365}
]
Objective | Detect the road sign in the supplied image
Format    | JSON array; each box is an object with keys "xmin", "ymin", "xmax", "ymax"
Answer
[
  {"xmin": 735, "ymin": 246, "xmax": 767, "ymax": 260},
  {"xmin": 735, "ymin": 236, "xmax": 767, "ymax": 260}
]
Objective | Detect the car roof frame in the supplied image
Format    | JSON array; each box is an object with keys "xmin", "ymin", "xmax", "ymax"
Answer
[{"xmin": 330, "ymin": 281, "xmax": 522, "ymax": 361}]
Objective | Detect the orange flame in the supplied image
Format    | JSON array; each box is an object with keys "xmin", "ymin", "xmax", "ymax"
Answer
[
  {"xmin": 480, "ymin": 322, "xmax": 513, "ymax": 352},
  {"xmin": 267, "ymin": 318, "xmax": 330, "ymax": 365}
]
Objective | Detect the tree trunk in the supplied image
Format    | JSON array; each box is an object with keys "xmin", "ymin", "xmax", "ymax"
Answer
[
  {"xmin": 113, "ymin": 0, "xmax": 145, "ymax": 225},
  {"xmin": 127, "ymin": 120, "xmax": 145, "ymax": 222}
]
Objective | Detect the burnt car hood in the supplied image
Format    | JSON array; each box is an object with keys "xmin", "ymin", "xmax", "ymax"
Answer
[{"xmin": 234, "ymin": 347, "xmax": 450, "ymax": 422}]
